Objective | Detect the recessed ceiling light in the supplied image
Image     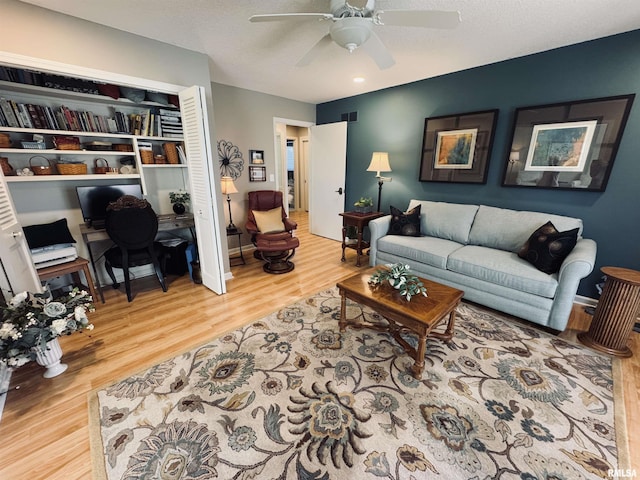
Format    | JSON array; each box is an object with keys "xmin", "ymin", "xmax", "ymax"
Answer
[{"xmin": 353, "ymin": 77, "xmax": 365, "ymax": 83}]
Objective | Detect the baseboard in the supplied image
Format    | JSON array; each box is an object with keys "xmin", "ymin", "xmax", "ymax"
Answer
[{"xmin": 574, "ymin": 294, "xmax": 598, "ymax": 308}]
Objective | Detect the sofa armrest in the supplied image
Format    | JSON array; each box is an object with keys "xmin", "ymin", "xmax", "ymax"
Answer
[
  {"xmin": 548, "ymin": 238, "xmax": 597, "ymax": 330},
  {"xmin": 368, "ymin": 215, "xmax": 392, "ymax": 266}
]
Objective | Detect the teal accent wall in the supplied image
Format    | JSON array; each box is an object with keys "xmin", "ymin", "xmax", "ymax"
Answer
[{"xmin": 317, "ymin": 29, "xmax": 640, "ymax": 298}]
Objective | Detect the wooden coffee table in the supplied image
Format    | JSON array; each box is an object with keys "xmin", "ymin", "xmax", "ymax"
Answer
[{"xmin": 337, "ymin": 267, "xmax": 463, "ymax": 379}]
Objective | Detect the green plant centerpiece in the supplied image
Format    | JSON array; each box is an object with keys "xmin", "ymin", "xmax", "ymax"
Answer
[
  {"xmin": 368, "ymin": 263, "xmax": 428, "ymax": 301},
  {"xmin": 169, "ymin": 190, "xmax": 190, "ymax": 214},
  {"xmin": 354, "ymin": 196, "xmax": 374, "ymax": 213}
]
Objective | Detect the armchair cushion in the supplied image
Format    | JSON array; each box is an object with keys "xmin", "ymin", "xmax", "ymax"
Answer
[{"xmin": 253, "ymin": 207, "xmax": 285, "ymax": 233}]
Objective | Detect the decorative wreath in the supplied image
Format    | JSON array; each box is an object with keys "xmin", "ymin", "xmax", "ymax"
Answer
[{"xmin": 218, "ymin": 139, "xmax": 244, "ymax": 179}]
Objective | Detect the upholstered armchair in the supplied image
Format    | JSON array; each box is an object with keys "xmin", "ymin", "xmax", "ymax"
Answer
[
  {"xmin": 245, "ymin": 190, "xmax": 299, "ymax": 273},
  {"xmin": 245, "ymin": 190, "xmax": 297, "ymax": 243}
]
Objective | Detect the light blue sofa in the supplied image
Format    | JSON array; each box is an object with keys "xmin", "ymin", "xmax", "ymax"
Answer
[{"xmin": 368, "ymin": 200, "xmax": 597, "ymax": 331}]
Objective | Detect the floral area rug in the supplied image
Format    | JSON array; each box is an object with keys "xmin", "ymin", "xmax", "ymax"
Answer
[{"xmin": 90, "ymin": 288, "xmax": 628, "ymax": 479}]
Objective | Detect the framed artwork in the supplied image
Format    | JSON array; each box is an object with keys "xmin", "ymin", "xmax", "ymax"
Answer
[
  {"xmin": 502, "ymin": 94, "xmax": 635, "ymax": 191},
  {"xmin": 249, "ymin": 149, "xmax": 264, "ymax": 164},
  {"xmin": 249, "ymin": 165, "xmax": 266, "ymax": 182},
  {"xmin": 419, "ymin": 109, "xmax": 498, "ymax": 183}
]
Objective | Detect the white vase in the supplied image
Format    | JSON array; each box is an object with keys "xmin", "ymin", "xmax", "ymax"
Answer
[{"xmin": 34, "ymin": 338, "xmax": 68, "ymax": 378}]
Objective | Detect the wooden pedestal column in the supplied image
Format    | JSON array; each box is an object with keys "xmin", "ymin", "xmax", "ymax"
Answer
[{"xmin": 578, "ymin": 266, "xmax": 640, "ymax": 357}]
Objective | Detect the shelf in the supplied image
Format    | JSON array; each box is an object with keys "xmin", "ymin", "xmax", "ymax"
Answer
[
  {"xmin": 0, "ymin": 148, "xmax": 135, "ymax": 156},
  {"xmin": 0, "ymin": 126, "xmax": 181, "ymax": 142},
  {"xmin": 4, "ymin": 173, "xmax": 140, "ymax": 182},
  {"xmin": 0, "ymin": 79, "xmax": 176, "ymax": 109},
  {"xmin": 141, "ymin": 164, "xmax": 187, "ymax": 169}
]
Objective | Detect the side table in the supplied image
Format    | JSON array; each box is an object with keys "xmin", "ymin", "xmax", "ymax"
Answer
[
  {"xmin": 340, "ymin": 211, "xmax": 385, "ymax": 267},
  {"xmin": 578, "ymin": 266, "xmax": 640, "ymax": 357},
  {"xmin": 226, "ymin": 228, "xmax": 245, "ymax": 266},
  {"xmin": 37, "ymin": 257, "xmax": 98, "ymax": 306}
]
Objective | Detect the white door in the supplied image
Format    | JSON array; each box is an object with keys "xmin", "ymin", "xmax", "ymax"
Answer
[
  {"xmin": 179, "ymin": 86, "xmax": 226, "ymax": 294},
  {"xmin": 309, "ymin": 122, "xmax": 347, "ymax": 241},
  {"xmin": 0, "ymin": 175, "xmax": 41, "ymax": 300}
]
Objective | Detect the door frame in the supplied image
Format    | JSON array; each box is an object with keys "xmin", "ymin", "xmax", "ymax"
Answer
[{"xmin": 273, "ymin": 117, "xmax": 314, "ymax": 215}]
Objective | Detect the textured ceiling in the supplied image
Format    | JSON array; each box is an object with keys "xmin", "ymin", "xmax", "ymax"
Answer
[{"xmin": 19, "ymin": 0, "xmax": 640, "ymax": 104}]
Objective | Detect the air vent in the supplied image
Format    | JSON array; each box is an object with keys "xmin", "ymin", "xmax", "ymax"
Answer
[{"xmin": 340, "ymin": 111, "xmax": 358, "ymax": 123}]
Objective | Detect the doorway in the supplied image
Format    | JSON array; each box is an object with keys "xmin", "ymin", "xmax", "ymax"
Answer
[{"xmin": 274, "ymin": 118, "xmax": 313, "ymax": 214}]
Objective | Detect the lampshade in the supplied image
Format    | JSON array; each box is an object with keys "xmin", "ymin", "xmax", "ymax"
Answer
[
  {"xmin": 220, "ymin": 176, "xmax": 238, "ymax": 195},
  {"xmin": 366, "ymin": 152, "xmax": 391, "ymax": 175}
]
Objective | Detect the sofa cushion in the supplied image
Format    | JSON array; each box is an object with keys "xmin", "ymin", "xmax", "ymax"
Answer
[
  {"xmin": 518, "ymin": 221, "xmax": 579, "ymax": 274},
  {"xmin": 377, "ymin": 235, "xmax": 463, "ymax": 270},
  {"xmin": 447, "ymin": 245, "xmax": 558, "ymax": 298},
  {"xmin": 407, "ymin": 200, "xmax": 479, "ymax": 244},
  {"xmin": 388, "ymin": 204, "xmax": 421, "ymax": 236},
  {"xmin": 468, "ymin": 205, "xmax": 583, "ymax": 253}
]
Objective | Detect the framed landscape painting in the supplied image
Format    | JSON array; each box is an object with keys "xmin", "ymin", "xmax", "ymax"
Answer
[
  {"xmin": 502, "ymin": 94, "xmax": 635, "ymax": 191},
  {"xmin": 420, "ymin": 109, "xmax": 498, "ymax": 183}
]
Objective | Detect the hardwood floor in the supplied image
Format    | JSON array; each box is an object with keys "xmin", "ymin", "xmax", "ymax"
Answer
[{"xmin": 1, "ymin": 210, "xmax": 638, "ymax": 479}]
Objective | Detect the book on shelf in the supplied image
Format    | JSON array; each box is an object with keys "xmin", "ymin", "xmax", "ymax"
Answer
[{"xmin": 0, "ymin": 97, "xmax": 20, "ymax": 127}]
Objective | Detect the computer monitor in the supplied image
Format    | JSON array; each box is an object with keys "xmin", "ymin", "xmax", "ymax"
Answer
[{"xmin": 76, "ymin": 184, "xmax": 143, "ymax": 228}]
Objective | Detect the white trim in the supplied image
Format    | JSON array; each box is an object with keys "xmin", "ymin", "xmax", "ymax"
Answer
[
  {"xmin": 0, "ymin": 51, "xmax": 188, "ymax": 94},
  {"xmin": 574, "ymin": 294, "xmax": 598, "ymax": 307}
]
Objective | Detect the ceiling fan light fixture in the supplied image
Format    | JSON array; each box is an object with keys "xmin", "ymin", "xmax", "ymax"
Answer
[{"xmin": 330, "ymin": 17, "xmax": 372, "ymax": 52}]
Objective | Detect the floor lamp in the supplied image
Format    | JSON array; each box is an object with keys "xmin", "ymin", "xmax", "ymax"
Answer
[
  {"xmin": 220, "ymin": 176, "xmax": 238, "ymax": 232},
  {"xmin": 366, "ymin": 152, "xmax": 392, "ymax": 212}
]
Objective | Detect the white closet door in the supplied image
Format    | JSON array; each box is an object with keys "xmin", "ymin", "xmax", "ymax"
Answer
[
  {"xmin": 179, "ymin": 86, "xmax": 226, "ymax": 294},
  {"xmin": 0, "ymin": 175, "xmax": 41, "ymax": 299}
]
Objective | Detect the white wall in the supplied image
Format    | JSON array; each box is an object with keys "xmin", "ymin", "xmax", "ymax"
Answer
[{"xmin": 211, "ymin": 82, "xmax": 315, "ymax": 246}]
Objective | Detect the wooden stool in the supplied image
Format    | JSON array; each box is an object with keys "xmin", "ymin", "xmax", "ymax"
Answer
[
  {"xmin": 37, "ymin": 257, "xmax": 99, "ymax": 305},
  {"xmin": 256, "ymin": 234, "xmax": 300, "ymax": 274}
]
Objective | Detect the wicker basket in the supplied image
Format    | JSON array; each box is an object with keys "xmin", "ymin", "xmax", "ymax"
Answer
[
  {"xmin": 93, "ymin": 158, "xmax": 110, "ymax": 174},
  {"xmin": 29, "ymin": 156, "xmax": 56, "ymax": 175},
  {"xmin": 113, "ymin": 143, "xmax": 134, "ymax": 152},
  {"xmin": 140, "ymin": 148, "xmax": 154, "ymax": 164},
  {"xmin": 0, "ymin": 133, "xmax": 11, "ymax": 148},
  {"xmin": 57, "ymin": 162, "xmax": 88, "ymax": 175},
  {"xmin": 163, "ymin": 142, "xmax": 179, "ymax": 164},
  {"xmin": 53, "ymin": 135, "xmax": 81, "ymax": 150}
]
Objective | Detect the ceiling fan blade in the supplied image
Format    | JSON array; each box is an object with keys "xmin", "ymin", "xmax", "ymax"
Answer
[
  {"xmin": 361, "ymin": 31, "xmax": 395, "ymax": 70},
  {"xmin": 377, "ymin": 10, "xmax": 461, "ymax": 29},
  {"xmin": 296, "ymin": 34, "xmax": 334, "ymax": 67},
  {"xmin": 249, "ymin": 13, "xmax": 334, "ymax": 23}
]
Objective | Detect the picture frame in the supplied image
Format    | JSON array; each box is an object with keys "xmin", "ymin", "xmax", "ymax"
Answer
[
  {"xmin": 249, "ymin": 165, "xmax": 266, "ymax": 182},
  {"xmin": 249, "ymin": 149, "xmax": 264, "ymax": 164},
  {"xmin": 419, "ymin": 109, "xmax": 498, "ymax": 183},
  {"xmin": 502, "ymin": 94, "xmax": 635, "ymax": 191}
]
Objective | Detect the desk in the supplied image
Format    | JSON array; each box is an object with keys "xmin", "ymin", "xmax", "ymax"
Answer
[
  {"xmin": 80, "ymin": 213, "xmax": 195, "ymax": 302},
  {"xmin": 340, "ymin": 211, "xmax": 385, "ymax": 267}
]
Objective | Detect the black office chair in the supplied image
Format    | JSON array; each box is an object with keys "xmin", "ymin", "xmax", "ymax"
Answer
[{"xmin": 104, "ymin": 195, "xmax": 167, "ymax": 302}]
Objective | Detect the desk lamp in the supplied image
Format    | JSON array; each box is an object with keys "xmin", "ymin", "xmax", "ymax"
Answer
[
  {"xmin": 366, "ymin": 152, "xmax": 392, "ymax": 212},
  {"xmin": 220, "ymin": 176, "xmax": 238, "ymax": 232}
]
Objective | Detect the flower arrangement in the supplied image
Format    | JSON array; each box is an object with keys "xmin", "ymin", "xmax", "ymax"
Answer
[
  {"xmin": 169, "ymin": 190, "xmax": 190, "ymax": 205},
  {"xmin": 354, "ymin": 197, "xmax": 373, "ymax": 207},
  {"xmin": 0, "ymin": 288, "xmax": 94, "ymax": 368},
  {"xmin": 354, "ymin": 196, "xmax": 374, "ymax": 213},
  {"xmin": 368, "ymin": 263, "xmax": 428, "ymax": 301}
]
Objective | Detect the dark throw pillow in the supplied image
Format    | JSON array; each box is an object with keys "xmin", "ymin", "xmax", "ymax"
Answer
[
  {"xmin": 518, "ymin": 221, "xmax": 579, "ymax": 274},
  {"xmin": 388, "ymin": 205, "xmax": 421, "ymax": 236},
  {"xmin": 23, "ymin": 218, "xmax": 76, "ymax": 249}
]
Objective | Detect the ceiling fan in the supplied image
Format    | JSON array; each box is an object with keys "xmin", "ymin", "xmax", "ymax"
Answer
[{"xmin": 249, "ymin": 0, "xmax": 461, "ymax": 70}]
